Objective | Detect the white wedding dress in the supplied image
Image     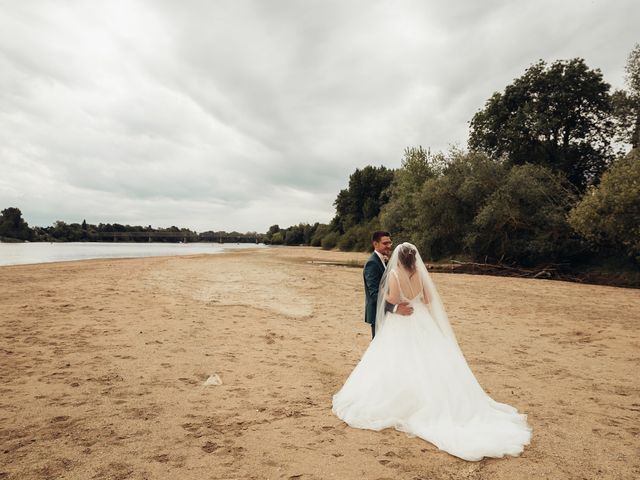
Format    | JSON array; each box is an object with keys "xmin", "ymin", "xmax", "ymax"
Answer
[{"xmin": 332, "ymin": 243, "xmax": 531, "ymax": 461}]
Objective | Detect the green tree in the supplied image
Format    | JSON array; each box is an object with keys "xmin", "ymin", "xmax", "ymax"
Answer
[
  {"xmin": 50, "ymin": 221, "xmax": 70, "ymax": 240},
  {"xmin": 627, "ymin": 44, "xmax": 640, "ymax": 149},
  {"xmin": 320, "ymin": 231, "xmax": 339, "ymax": 250},
  {"xmin": 469, "ymin": 58, "xmax": 614, "ymax": 190},
  {"xmin": 81, "ymin": 219, "xmax": 88, "ymax": 240},
  {"xmin": 568, "ymin": 149, "xmax": 640, "ymax": 263},
  {"xmin": 380, "ymin": 146, "xmax": 443, "ymax": 243},
  {"xmin": 267, "ymin": 224, "xmax": 280, "ymax": 235},
  {"xmin": 413, "ymin": 151, "xmax": 506, "ymax": 260},
  {"xmin": 263, "ymin": 224, "xmax": 280, "ymax": 244},
  {"xmin": 612, "ymin": 44, "xmax": 640, "ymax": 150},
  {"xmin": 0, "ymin": 207, "xmax": 33, "ymax": 240},
  {"xmin": 466, "ymin": 164, "xmax": 579, "ymax": 265},
  {"xmin": 284, "ymin": 225, "xmax": 304, "ymax": 245},
  {"xmin": 332, "ymin": 165, "xmax": 394, "ymax": 233},
  {"xmin": 270, "ymin": 231, "xmax": 284, "ymax": 245},
  {"xmin": 337, "ymin": 219, "xmax": 382, "ymax": 251},
  {"xmin": 310, "ymin": 223, "xmax": 332, "ymax": 247},
  {"xmin": 303, "ymin": 223, "xmax": 318, "ymax": 245}
]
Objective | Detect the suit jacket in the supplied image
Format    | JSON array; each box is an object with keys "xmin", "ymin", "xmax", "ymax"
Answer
[{"xmin": 363, "ymin": 252, "xmax": 385, "ymax": 325}]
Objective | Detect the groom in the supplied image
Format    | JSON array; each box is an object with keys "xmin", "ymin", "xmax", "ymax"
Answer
[{"xmin": 364, "ymin": 231, "xmax": 413, "ymax": 339}]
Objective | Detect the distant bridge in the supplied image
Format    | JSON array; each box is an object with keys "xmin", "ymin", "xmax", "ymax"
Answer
[{"xmin": 95, "ymin": 231, "xmax": 260, "ymax": 243}]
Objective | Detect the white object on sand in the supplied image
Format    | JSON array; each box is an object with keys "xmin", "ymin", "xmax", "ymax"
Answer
[{"xmin": 203, "ymin": 374, "xmax": 222, "ymax": 386}]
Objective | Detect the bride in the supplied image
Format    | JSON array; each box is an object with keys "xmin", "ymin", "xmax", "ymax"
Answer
[{"xmin": 332, "ymin": 242, "xmax": 532, "ymax": 461}]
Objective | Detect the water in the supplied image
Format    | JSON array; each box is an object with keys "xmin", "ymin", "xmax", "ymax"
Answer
[{"xmin": 0, "ymin": 242, "xmax": 266, "ymax": 267}]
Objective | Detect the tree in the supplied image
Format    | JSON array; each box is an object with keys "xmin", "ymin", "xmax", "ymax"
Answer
[
  {"xmin": 612, "ymin": 44, "xmax": 640, "ymax": 150},
  {"xmin": 263, "ymin": 224, "xmax": 281, "ymax": 244},
  {"xmin": 380, "ymin": 146, "xmax": 443, "ymax": 243},
  {"xmin": 81, "ymin": 219, "xmax": 88, "ymax": 240},
  {"xmin": 568, "ymin": 149, "xmax": 640, "ymax": 264},
  {"xmin": 284, "ymin": 225, "xmax": 304, "ymax": 245},
  {"xmin": 0, "ymin": 207, "xmax": 33, "ymax": 240},
  {"xmin": 320, "ymin": 231, "xmax": 339, "ymax": 250},
  {"xmin": 412, "ymin": 151, "xmax": 506, "ymax": 260},
  {"xmin": 469, "ymin": 58, "xmax": 614, "ymax": 190},
  {"xmin": 310, "ymin": 223, "xmax": 332, "ymax": 247},
  {"xmin": 331, "ymin": 165, "xmax": 394, "ymax": 233},
  {"xmin": 267, "ymin": 224, "xmax": 280, "ymax": 236},
  {"xmin": 270, "ymin": 231, "xmax": 284, "ymax": 245},
  {"xmin": 466, "ymin": 164, "xmax": 579, "ymax": 265},
  {"xmin": 337, "ymin": 219, "xmax": 382, "ymax": 251},
  {"xmin": 627, "ymin": 44, "xmax": 640, "ymax": 149}
]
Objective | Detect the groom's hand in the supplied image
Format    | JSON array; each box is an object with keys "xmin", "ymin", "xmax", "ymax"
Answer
[{"xmin": 397, "ymin": 302, "xmax": 413, "ymax": 316}]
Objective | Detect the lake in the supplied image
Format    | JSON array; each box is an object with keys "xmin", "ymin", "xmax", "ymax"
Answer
[{"xmin": 0, "ymin": 242, "xmax": 266, "ymax": 267}]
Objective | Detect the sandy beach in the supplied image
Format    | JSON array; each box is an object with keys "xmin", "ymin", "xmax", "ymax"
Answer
[{"xmin": 1, "ymin": 246, "xmax": 639, "ymax": 480}]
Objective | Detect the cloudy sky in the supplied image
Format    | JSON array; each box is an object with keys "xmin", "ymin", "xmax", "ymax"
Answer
[{"xmin": 1, "ymin": 1, "xmax": 638, "ymax": 232}]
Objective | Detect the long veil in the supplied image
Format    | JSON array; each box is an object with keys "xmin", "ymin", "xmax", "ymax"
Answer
[
  {"xmin": 375, "ymin": 242, "xmax": 458, "ymax": 344},
  {"xmin": 336, "ymin": 241, "xmax": 532, "ymax": 461},
  {"xmin": 339, "ymin": 243, "xmax": 532, "ymax": 461}
]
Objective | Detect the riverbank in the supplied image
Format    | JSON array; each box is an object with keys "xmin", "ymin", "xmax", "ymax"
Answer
[
  {"xmin": 1, "ymin": 247, "xmax": 638, "ymax": 479},
  {"xmin": 0, "ymin": 241, "xmax": 264, "ymax": 266}
]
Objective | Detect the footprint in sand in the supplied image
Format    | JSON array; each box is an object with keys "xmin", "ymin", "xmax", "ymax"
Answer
[
  {"xmin": 150, "ymin": 453, "xmax": 170, "ymax": 463},
  {"xmin": 178, "ymin": 377, "xmax": 198, "ymax": 385},
  {"xmin": 91, "ymin": 461, "xmax": 136, "ymax": 480},
  {"xmin": 50, "ymin": 415, "xmax": 70, "ymax": 423},
  {"xmin": 202, "ymin": 441, "xmax": 219, "ymax": 453}
]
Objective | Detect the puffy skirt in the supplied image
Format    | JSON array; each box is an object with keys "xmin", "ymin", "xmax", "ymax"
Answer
[{"xmin": 332, "ymin": 302, "xmax": 532, "ymax": 461}]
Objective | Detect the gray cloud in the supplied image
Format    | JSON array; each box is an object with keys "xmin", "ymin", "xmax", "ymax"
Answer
[{"xmin": 1, "ymin": 0, "xmax": 638, "ymax": 232}]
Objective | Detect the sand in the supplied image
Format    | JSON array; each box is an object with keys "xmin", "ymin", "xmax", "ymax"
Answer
[{"xmin": 1, "ymin": 246, "xmax": 639, "ymax": 480}]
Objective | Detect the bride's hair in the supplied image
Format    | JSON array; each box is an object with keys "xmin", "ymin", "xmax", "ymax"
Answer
[{"xmin": 398, "ymin": 244, "xmax": 417, "ymax": 272}]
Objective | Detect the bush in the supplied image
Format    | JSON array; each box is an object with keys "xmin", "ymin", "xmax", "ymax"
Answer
[
  {"xmin": 320, "ymin": 231, "xmax": 339, "ymax": 250},
  {"xmin": 380, "ymin": 146, "xmax": 443, "ymax": 243},
  {"xmin": 466, "ymin": 163, "xmax": 579, "ymax": 265},
  {"xmin": 310, "ymin": 224, "xmax": 331, "ymax": 247},
  {"xmin": 337, "ymin": 224, "xmax": 369, "ymax": 251},
  {"xmin": 270, "ymin": 231, "xmax": 284, "ymax": 245},
  {"xmin": 568, "ymin": 150, "xmax": 640, "ymax": 264},
  {"xmin": 284, "ymin": 227, "xmax": 304, "ymax": 245},
  {"xmin": 413, "ymin": 151, "xmax": 505, "ymax": 260}
]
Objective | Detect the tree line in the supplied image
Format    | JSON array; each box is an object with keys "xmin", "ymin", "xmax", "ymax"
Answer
[
  {"xmin": 271, "ymin": 47, "xmax": 640, "ymax": 276},
  {"xmin": 0, "ymin": 212, "xmax": 262, "ymax": 244}
]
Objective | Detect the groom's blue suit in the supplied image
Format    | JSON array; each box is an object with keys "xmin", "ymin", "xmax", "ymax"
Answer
[{"xmin": 363, "ymin": 251, "xmax": 387, "ymax": 338}]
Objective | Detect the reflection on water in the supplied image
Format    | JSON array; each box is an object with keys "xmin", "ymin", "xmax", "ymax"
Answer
[{"xmin": 0, "ymin": 242, "xmax": 266, "ymax": 266}]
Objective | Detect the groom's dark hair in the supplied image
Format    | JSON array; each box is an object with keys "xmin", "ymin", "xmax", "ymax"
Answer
[{"xmin": 371, "ymin": 231, "xmax": 390, "ymax": 243}]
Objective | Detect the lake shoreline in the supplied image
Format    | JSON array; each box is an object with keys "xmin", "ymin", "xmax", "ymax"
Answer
[{"xmin": 0, "ymin": 241, "xmax": 266, "ymax": 267}]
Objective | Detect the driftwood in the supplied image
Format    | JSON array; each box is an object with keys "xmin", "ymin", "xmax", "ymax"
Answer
[
  {"xmin": 425, "ymin": 260, "xmax": 639, "ymax": 288},
  {"xmin": 307, "ymin": 259, "xmax": 639, "ymax": 289},
  {"xmin": 426, "ymin": 260, "xmax": 572, "ymax": 280}
]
